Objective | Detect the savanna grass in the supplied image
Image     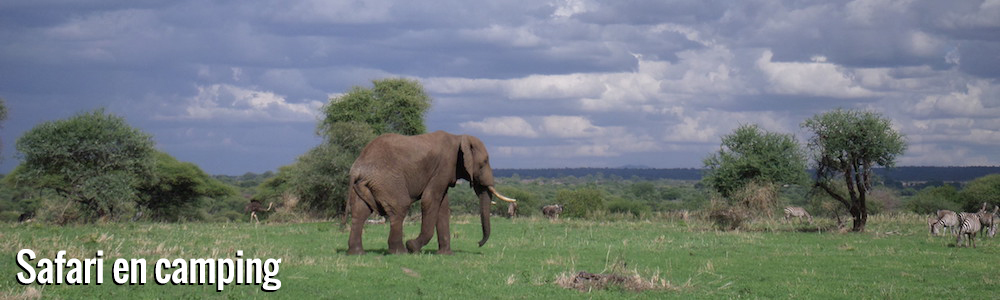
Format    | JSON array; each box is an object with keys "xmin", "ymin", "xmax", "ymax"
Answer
[{"xmin": 2, "ymin": 213, "xmax": 997, "ymax": 299}]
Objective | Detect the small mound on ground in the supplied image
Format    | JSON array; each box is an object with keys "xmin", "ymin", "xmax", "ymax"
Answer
[{"xmin": 555, "ymin": 271, "xmax": 675, "ymax": 292}]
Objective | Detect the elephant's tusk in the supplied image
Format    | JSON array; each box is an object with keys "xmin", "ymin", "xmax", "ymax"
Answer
[{"xmin": 488, "ymin": 186, "xmax": 517, "ymax": 202}]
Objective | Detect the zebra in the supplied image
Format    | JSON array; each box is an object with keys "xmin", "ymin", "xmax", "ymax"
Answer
[
  {"xmin": 976, "ymin": 203, "xmax": 998, "ymax": 238},
  {"xmin": 956, "ymin": 212, "xmax": 981, "ymax": 248},
  {"xmin": 783, "ymin": 206, "xmax": 812, "ymax": 224},
  {"xmin": 930, "ymin": 210, "xmax": 959, "ymax": 236},
  {"xmin": 542, "ymin": 204, "xmax": 563, "ymax": 219},
  {"xmin": 928, "ymin": 215, "xmax": 941, "ymax": 235}
]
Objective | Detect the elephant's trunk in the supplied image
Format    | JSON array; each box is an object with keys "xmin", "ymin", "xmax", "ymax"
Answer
[{"xmin": 477, "ymin": 186, "xmax": 492, "ymax": 247}]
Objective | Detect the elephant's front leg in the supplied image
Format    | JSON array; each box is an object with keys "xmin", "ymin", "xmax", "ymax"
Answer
[
  {"xmin": 436, "ymin": 194, "xmax": 453, "ymax": 255},
  {"xmin": 406, "ymin": 190, "xmax": 443, "ymax": 253}
]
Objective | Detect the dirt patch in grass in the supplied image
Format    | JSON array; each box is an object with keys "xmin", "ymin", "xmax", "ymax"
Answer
[{"xmin": 555, "ymin": 270, "xmax": 677, "ymax": 292}]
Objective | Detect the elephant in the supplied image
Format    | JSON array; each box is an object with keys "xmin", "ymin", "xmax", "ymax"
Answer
[
  {"xmin": 542, "ymin": 204, "xmax": 563, "ymax": 219},
  {"xmin": 346, "ymin": 131, "xmax": 516, "ymax": 255}
]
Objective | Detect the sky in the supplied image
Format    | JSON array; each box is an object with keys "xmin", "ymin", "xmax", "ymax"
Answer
[{"xmin": 1, "ymin": 0, "xmax": 999, "ymax": 175}]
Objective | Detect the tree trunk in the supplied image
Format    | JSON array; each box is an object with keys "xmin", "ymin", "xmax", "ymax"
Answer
[{"xmin": 850, "ymin": 202, "xmax": 867, "ymax": 232}]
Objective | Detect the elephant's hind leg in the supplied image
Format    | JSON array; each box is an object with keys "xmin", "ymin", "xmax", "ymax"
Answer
[{"xmin": 347, "ymin": 202, "xmax": 372, "ymax": 255}]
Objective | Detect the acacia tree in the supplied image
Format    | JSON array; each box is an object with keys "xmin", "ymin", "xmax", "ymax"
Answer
[
  {"xmin": 703, "ymin": 124, "xmax": 809, "ymax": 199},
  {"xmin": 15, "ymin": 109, "xmax": 156, "ymax": 222},
  {"xmin": 802, "ymin": 109, "xmax": 906, "ymax": 232}
]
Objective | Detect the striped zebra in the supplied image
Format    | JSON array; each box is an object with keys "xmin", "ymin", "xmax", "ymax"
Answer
[
  {"xmin": 930, "ymin": 210, "xmax": 959, "ymax": 236},
  {"xmin": 783, "ymin": 206, "xmax": 812, "ymax": 224},
  {"xmin": 956, "ymin": 212, "xmax": 981, "ymax": 248}
]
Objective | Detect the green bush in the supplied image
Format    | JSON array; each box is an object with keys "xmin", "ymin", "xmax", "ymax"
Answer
[
  {"xmin": 905, "ymin": 185, "xmax": 960, "ymax": 214},
  {"xmin": 556, "ymin": 188, "xmax": 605, "ymax": 219},
  {"xmin": 607, "ymin": 197, "xmax": 650, "ymax": 217}
]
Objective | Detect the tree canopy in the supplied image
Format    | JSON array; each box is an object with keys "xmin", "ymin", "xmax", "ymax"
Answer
[
  {"xmin": 137, "ymin": 151, "xmax": 236, "ymax": 221},
  {"xmin": 957, "ymin": 174, "xmax": 1000, "ymax": 212},
  {"xmin": 702, "ymin": 124, "xmax": 808, "ymax": 198},
  {"xmin": 14, "ymin": 109, "xmax": 156, "ymax": 222},
  {"xmin": 319, "ymin": 78, "xmax": 431, "ymax": 137},
  {"xmin": 802, "ymin": 109, "xmax": 906, "ymax": 232}
]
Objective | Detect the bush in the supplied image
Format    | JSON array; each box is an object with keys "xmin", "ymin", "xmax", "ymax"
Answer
[
  {"xmin": 905, "ymin": 185, "xmax": 960, "ymax": 214},
  {"xmin": 491, "ymin": 187, "xmax": 536, "ymax": 217},
  {"xmin": 607, "ymin": 197, "xmax": 650, "ymax": 217},
  {"xmin": 556, "ymin": 188, "xmax": 605, "ymax": 219},
  {"xmin": 707, "ymin": 198, "xmax": 748, "ymax": 230},
  {"xmin": 731, "ymin": 180, "xmax": 778, "ymax": 218}
]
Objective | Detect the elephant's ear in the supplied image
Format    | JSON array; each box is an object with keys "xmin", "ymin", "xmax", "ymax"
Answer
[{"xmin": 461, "ymin": 135, "xmax": 476, "ymax": 182}]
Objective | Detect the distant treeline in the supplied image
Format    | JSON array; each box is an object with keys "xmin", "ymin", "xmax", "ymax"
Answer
[
  {"xmin": 494, "ymin": 166, "xmax": 1000, "ymax": 183},
  {"xmin": 494, "ymin": 168, "xmax": 703, "ymax": 181},
  {"xmin": 874, "ymin": 166, "xmax": 1000, "ymax": 182}
]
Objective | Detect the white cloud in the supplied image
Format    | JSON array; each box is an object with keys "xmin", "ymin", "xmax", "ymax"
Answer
[
  {"xmin": 910, "ymin": 80, "xmax": 1000, "ymax": 117},
  {"xmin": 172, "ymin": 84, "xmax": 323, "ymax": 122},
  {"xmin": 938, "ymin": 0, "xmax": 1000, "ymax": 29},
  {"xmin": 539, "ymin": 115, "xmax": 605, "ymax": 138},
  {"xmin": 462, "ymin": 115, "xmax": 659, "ymax": 159},
  {"xmin": 551, "ymin": 0, "xmax": 591, "ymax": 20},
  {"xmin": 756, "ymin": 50, "xmax": 877, "ymax": 98},
  {"xmin": 460, "ymin": 116, "xmax": 539, "ymax": 138}
]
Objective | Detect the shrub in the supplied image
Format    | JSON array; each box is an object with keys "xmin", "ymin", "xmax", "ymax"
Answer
[
  {"xmin": 607, "ymin": 197, "xmax": 650, "ymax": 217},
  {"xmin": 556, "ymin": 188, "xmax": 605, "ymax": 219}
]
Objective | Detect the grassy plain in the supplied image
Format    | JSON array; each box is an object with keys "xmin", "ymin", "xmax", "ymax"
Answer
[{"xmin": 2, "ymin": 214, "xmax": 997, "ymax": 299}]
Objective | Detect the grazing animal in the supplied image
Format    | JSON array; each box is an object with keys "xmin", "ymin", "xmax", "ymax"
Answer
[
  {"xmin": 507, "ymin": 202, "xmax": 518, "ymax": 218},
  {"xmin": 956, "ymin": 212, "xmax": 981, "ymax": 248},
  {"xmin": 783, "ymin": 206, "xmax": 812, "ymax": 224},
  {"xmin": 346, "ymin": 131, "xmax": 516, "ymax": 255},
  {"xmin": 928, "ymin": 215, "xmax": 940, "ymax": 235},
  {"xmin": 542, "ymin": 204, "xmax": 563, "ymax": 219},
  {"xmin": 931, "ymin": 210, "xmax": 960, "ymax": 236},
  {"xmin": 976, "ymin": 203, "xmax": 998, "ymax": 238},
  {"xmin": 245, "ymin": 200, "xmax": 273, "ymax": 224}
]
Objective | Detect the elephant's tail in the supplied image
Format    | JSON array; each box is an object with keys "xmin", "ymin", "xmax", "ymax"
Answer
[{"xmin": 342, "ymin": 177, "xmax": 375, "ymax": 230}]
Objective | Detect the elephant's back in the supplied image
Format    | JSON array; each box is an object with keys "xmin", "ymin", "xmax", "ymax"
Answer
[{"xmin": 350, "ymin": 133, "xmax": 434, "ymax": 176}]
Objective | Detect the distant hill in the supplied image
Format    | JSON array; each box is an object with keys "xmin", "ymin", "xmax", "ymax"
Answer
[{"xmin": 495, "ymin": 166, "xmax": 1000, "ymax": 183}]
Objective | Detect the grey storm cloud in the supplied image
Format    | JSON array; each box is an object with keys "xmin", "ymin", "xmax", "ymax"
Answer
[{"xmin": 1, "ymin": 0, "xmax": 998, "ymax": 174}]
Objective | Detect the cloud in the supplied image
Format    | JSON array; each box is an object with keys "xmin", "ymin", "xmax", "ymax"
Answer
[
  {"xmin": 459, "ymin": 25, "xmax": 544, "ymax": 48},
  {"xmin": 169, "ymin": 84, "xmax": 323, "ymax": 122},
  {"xmin": 539, "ymin": 116, "xmax": 605, "ymax": 138},
  {"xmin": 3, "ymin": 0, "xmax": 1000, "ymax": 173},
  {"xmin": 460, "ymin": 116, "xmax": 539, "ymax": 138},
  {"xmin": 756, "ymin": 50, "xmax": 877, "ymax": 98},
  {"xmin": 910, "ymin": 80, "xmax": 1000, "ymax": 118},
  {"xmin": 267, "ymin": 0, "xmax": 392, "ymax": 24}
]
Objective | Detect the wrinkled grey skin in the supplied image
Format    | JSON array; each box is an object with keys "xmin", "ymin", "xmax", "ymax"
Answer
[{"xmin": 346, "ymin": 131, "xmax": 514, "ymax": 255}]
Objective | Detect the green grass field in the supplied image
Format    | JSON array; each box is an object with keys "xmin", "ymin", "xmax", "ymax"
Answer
[{"xmin": 2, "ymin": 214, "xmax": 997, "ymax": 299}]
